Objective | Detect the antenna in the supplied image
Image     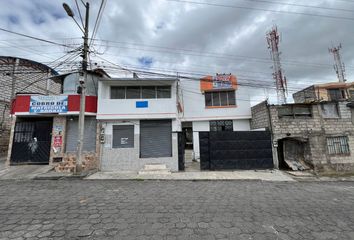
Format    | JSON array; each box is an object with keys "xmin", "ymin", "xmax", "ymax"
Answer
[
  {"xmin": 266, "ymin": 26, "xmax": 287, "ymax": 104},
  {"xmin": 329, "ymin": 44, "xmax": 346, "ymax": 82}
]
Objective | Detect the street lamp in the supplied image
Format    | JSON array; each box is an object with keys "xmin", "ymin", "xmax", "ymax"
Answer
[{"xmin": 63, "ymin": 2, "xmax": 90, "ymax": 173}]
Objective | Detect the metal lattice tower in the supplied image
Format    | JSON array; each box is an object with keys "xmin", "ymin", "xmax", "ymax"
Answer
[
  {"xmin": 266, "ymin": 26, "xmax": 287, "ymax": 104},
  {"xmin": 329, "ymin": 44, "xmax": 346, "ymax": 82}
]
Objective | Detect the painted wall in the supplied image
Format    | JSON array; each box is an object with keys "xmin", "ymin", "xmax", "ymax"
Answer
[
  {"xmin": 100, "ymin": 120, "xmax": 178, "ymax": 171},
  {"xmin": 179, "ymin": 79, "xmax": 251, "ymax": 121},
  {"xmin": 97, "ymin": 80, "xmax": 178, "ymax": 120}
]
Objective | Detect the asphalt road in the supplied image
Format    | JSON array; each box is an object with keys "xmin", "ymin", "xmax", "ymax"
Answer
[{"xmin": 0, "ymin": 180, "xmax": 354, "ymax": 240}]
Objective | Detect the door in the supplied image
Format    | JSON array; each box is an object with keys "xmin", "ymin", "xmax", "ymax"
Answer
[
  {"xmin": 11, "ymin": 119, "xmax": 52, "ymax": 164},
  {"xmin": 140, "ymin": 120, "xmax": 172, "ymax": 158}
]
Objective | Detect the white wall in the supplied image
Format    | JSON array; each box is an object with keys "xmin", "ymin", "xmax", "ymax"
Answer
[
  {"xmin": 101, "ymin": 119, "xmax": 179, "ymax": 171},
  {"xmin": 97, "ymin": 80, "xmax": 178, "ymax": 120},
  {"xmin": 179, "ymin": 79, "xmax": 252, "ymax": 121}
]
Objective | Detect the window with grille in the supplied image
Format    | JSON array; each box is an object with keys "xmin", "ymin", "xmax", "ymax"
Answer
[
  {"xmin": 110, "ymin": 86, "xmax": 171, "ymax": 99},
  {"xmin": 205, "ymin": 91, "xmax": 236, "ymax": 107},
  {"xmin": 210, "ymin": 120, "xmax": 233, "ymax": 132},
  {"xmin": 327, "ymin": 136, "xmax": 350, "ymax": 155}
]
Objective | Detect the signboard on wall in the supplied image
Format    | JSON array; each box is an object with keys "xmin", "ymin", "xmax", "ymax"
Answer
[
  {"xmin": 200, "ymin": 74, "xmax": 237, "ymax": 92},
  {"xmin": 29, "ymin": 96, "xmax": 68, "ymax": 113}
]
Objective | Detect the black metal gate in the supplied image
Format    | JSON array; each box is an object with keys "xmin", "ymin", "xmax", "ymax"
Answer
[
  {"xmin": 11, "ymin": 119, "xmax": 52, "ymax": 164},
  {"xmin": 178, "ymin": 132, "xmax": 185, "ymax": 171},
  {"xmin": 199, "ymin": 131, "xmax": 273, "ymax": 170}
]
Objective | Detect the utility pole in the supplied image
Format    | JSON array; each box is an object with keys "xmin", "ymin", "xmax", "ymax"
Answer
[
  {"xmin": 63, "ymin": 2, "xmax": 89, "ymax": 173},
  {"xmin": 266, "ymin": 26, "xmax": 287, "ymax": 105},
  {"xmin": 76, "ymin": 2, "xmax": 89, "ymax": 173},
  {"xmin": 329, "ymin": 44, "xmax": 346, "ymax": 83}
]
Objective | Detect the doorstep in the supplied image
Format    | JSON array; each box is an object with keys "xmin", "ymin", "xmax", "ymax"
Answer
[{"xmin": 85, "ymin": 169, "xmax": 296, "ymax": 182}]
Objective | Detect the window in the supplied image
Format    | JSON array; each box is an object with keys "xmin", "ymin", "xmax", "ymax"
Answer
[
  {"xmin": 110, "ymin": 86, "xmax": 171, "ymax": 99},
  {"xmin": 328, "ymin": 89, "xmax": 345, "ymax": 101},
  {"xmin": 142, "ymin": 86, "xmax": 156, "ymax": 99},
  {"xmin": 278, "ymin": 105, "xmax": 312, "ymax": 118},
  {"xmin": 111, "ymin": 87, "xmax": 125, "ymax": 99},
  {"xmin": 157, "ymin": 86, "xmax": 171, "ymax": 98},
  {"xmin": 126, "ymin": 86, "xmax": 141, "ymax": 99},
  {"xmin": 327, "ymin": 136, "xmax": 350, "ymax": 155},
  {"xmin": 321, "ymin": 103, "xmax": 339, "ymax": 118},
  {"xmin": 112, "ymin": 125, "xmax": 134, "ymax": 148},
  {"xmin": 205, "ymin": 90, "xmax": 236, "ymax": 107},
  {"xmin": 210, "ymin": 120, "xmax": 233, "ymax": 132}
]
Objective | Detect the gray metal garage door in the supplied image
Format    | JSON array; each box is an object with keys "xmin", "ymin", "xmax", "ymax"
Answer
[
  {"xmin": 66, "ymin": 117, "xmax": 97, "ymax": 152},
  {"xmin": 140, "ymin": 120, "xmax": 172, "ymax": 158}
]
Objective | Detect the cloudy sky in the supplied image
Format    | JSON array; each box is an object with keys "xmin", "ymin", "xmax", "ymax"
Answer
[{"xmin": 1, "ymin": 0, "xmax": 354, "ymax": 104}]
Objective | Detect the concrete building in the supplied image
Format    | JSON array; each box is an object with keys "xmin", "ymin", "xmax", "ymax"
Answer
[
  {"xmin": 179, "ymin": 74, "xmax": 251, "ymax": 161},
  {"xmin": 97, "ymin": 77, "xmax": 180, "ymax": 172},
  {"xmin": 97, "ymin": 74, "xmax": 252, "ymax": 172},
  {"xmin": 7, "ymin": 70, "xmax": 107, "ymax": 172},
  {"xmin": 251, "ymin": 99, "xmax": 354, "ymax": 173},
  {"xmin": 0, "ymin": 56, "xmax": 61, "ymax": 159},
  {"xmin": 293, "ymin": 82, "xmax": 354, "ymax": 103}
]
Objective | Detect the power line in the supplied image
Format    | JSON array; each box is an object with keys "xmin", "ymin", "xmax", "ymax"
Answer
[
  {"xmin": 166, "ymin": 0, "xmax": 354, "ymax": 21},
  {"xmin": 236, "ymin": 0, "xmax": 354, "ymax": 13}
]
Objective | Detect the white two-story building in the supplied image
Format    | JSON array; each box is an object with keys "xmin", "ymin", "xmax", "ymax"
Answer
[{"xmin": 97, "ymin": 74, "xmax": 251, "ymax": 172}]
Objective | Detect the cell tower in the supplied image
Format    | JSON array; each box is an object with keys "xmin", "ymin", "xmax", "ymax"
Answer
[
  {"xmin": 266, "ymin": 26, "xmax": 287, "ymax": 104},
  {"xmin": 329, "ymin": 44, "xmax": 346, "ymax": 82}
]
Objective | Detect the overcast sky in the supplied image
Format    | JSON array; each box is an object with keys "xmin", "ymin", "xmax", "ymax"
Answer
[{"xmin": 1, "ymin": 0, "xmax": 354, "ymax": 104}]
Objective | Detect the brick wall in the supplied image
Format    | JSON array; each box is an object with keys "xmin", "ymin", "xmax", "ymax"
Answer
[
  {"xmin": 267, "ymin": 101, "xmax": 354, "ymax": 172},
  {"xmin": 250, "ymin": 100, "xmax": 270, "ymax": 129},
  {"xmin": 293, "ymin": 86, "xmax": 317, "ymax": 103},
  {"xmin": 0, "ymin": 57, "xmax": 61, "ymax": 158}
]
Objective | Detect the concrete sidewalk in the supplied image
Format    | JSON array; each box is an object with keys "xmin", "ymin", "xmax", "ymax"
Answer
[
  {"xmin": 0, "ymin": 161, "xmax": 54, "ymax": 180},
  {"xmin": 86, "ymin": 169, "xmax": 296, "ymax": 182}
]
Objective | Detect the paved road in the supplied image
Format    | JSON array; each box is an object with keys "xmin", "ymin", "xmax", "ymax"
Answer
[{"xmin": 0, "ymin": 180, "xmax": 354, "ymax": 240}]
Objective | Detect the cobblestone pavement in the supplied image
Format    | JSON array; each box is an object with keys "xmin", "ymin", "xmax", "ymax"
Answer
[{"xmin": 0, "ymin": 180, "xmax": 354, "ymax": 240}]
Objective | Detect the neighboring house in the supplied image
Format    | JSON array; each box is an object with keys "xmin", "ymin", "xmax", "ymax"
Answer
[
  {"xmin": 179, "ymin": 74, "xmax": 252, "ymax": 160},
  {"xmin": 0, "ymin": 56, "xmax": 61, "ymax": 159},
  {"xmin": 251, "ymin": 99, "xmax": 354, "ymax": 173},
  {"xmin": 97, "ymin": 73, "xmax": 254, "ymax": 172},
  {"xmin": 293, "ymin": 82, "xmax": 354, "ymax": 103},
  {"xmin": 97, "ymin": 77, "xmax": 180, "ymax": 171},
  {"xmin": 7, "ymin": 70, "xmax": 108, "ymax": 172}
]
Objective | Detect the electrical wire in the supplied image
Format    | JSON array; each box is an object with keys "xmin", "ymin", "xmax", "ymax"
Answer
[
  {"xmin": 0, "ymin": 27, "xmax": 77, "ymax": 49},
  {"xmin": 166, "ymin": 0, "xmax": 354, "ymax": 21}
]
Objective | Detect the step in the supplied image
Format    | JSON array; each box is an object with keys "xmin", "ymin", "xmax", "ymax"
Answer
[
  {"xmin": 138, "ymin": 169, "xmax": 172, "ymax": 175},
  {"xmin": 143, "ymin": 164, "xmax": 168, "ymax": 171}
]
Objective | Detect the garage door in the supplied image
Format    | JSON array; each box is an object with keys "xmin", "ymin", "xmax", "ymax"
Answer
[{"xmin": 140, "ymin": 120, "xmax": 172, "ymax": 158}]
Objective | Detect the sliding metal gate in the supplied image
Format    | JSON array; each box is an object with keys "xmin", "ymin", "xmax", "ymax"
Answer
[{"xmin": 199, "ymin": 131, "xmax": 273, "ymax": 170}]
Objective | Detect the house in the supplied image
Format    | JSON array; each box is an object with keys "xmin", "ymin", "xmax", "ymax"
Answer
[
  {"xmin": 251, "ymin": 92, "xmax": 354, "ymax": 173},
  {"xmin": 97, "ymin": 77, "xmax": 180, "ymax": 172},
  {"xmin": 0, "ymin": 56, "xmax": 61, "ymax": 159},
  {"xmin": 293, "ymin": 82, "xmax": 354, "ymax": 103},
  {"xmin": 7, "ymin": 70, "xmax": 108, "ymax": 172},
  {"xmin": 97, "ymin": 73, "xmax": 256, "ymax": 172},
  {"xmin": 179, "ymin": 74, "xmax": 252, "ymax": 161}
]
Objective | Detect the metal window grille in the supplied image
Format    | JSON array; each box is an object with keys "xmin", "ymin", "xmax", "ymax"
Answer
[
  {"xmin": 327, "ymin": 136, "xmax": 350, "ymax": 155},
  {"xmin": 210, "ymin": 120, "xmax": 233, "ymax": 132}
]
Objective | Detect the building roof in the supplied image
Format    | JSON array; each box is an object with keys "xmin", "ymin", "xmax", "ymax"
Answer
[
  {"xmin": 50, "ymin": 68, "xmax": 111, "ymax": 84},
  {"xmin": 0, "ymin": 56, "xmax": 58, "ymax": 75}
]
